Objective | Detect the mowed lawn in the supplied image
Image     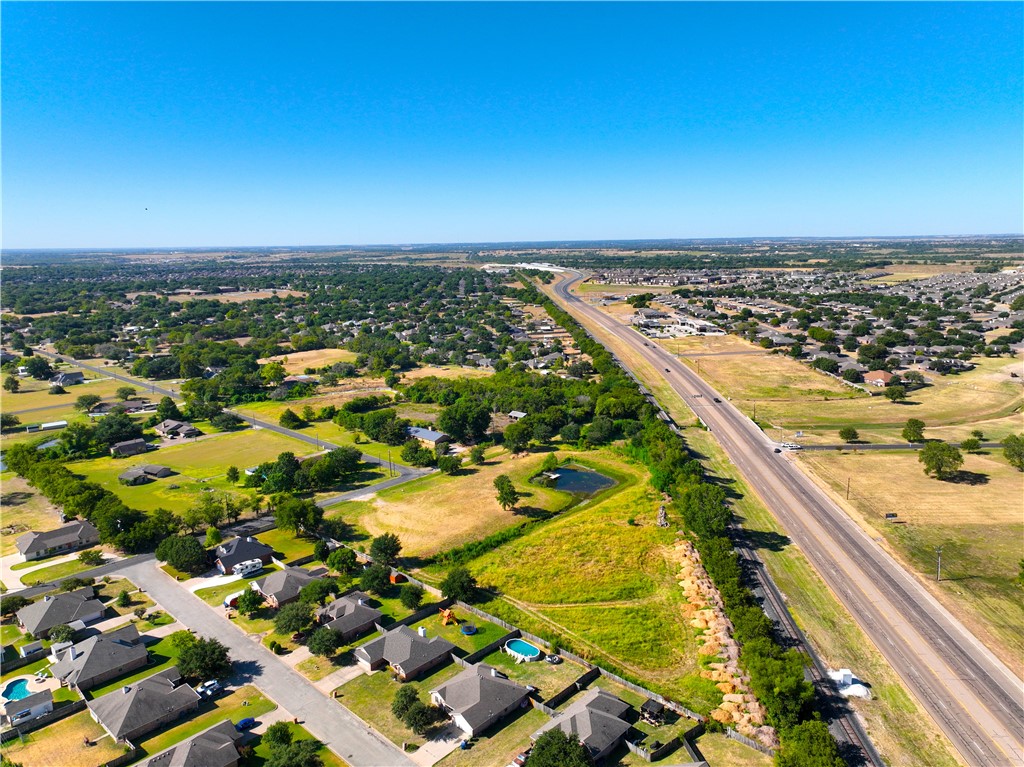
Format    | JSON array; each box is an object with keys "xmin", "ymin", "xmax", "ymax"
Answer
[
  {"xmin": 1, "ymin": 373, "xmax": 124, "ymax": 413},
  {"xmin": 0, "ymin": 473, "xmax": 61, "ymax": 556},
  {"xmin": 68, "ymin": 429, "xmax": 314, "ymax": 511},
  {"xmin": 799, "ymin": 448, "xmax": 1024, "ymax": 674},
  {"xmin": 333, "ymin": 450, "xmax": 576, "ymax": 557},
  {"xmin": 0, "ymin": 710, "xmax": 124, "ymax": 767}
]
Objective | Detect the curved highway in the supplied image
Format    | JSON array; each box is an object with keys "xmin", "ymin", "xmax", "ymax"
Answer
[{"xmin": 552, "ymin": 272, "xmax": 1024, "ymax": 767}]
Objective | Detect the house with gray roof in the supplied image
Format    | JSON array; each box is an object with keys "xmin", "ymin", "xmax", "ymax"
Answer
[
  {"xmin": 154, "ymin": 420, "xmax": 202, "ymax": 439},
  {"xmin": 16, "ymin": 520, "xmax": 100, "ymax": 562},
  {"xmin": 17, "ymin": 588, "xmax": 105, "ymax": 639},
  {"xmin": 142, "ymin": 719, "xmax": 242, "ymax": 767},
  {"xmin": 430, "ymin": 664, "xmax": 531, "ymax": 737},
  {"xmin": 119, "ymin": 465, "xmax": 174, "ymax": 486},
  {"xmin": 3, "ymin": 689, "xmax": 53, "ymax": 726},
  {"xmin": 354, "ymin": 625, "xmax": 456, "ymax": 680},
  {"xmin": 87, "ymin": 667, "xmax": 199, "ymax": 743},
  {"xmin": 316, "ymin": 591, "xmax": 382, "ymax": 641},
  {"xmin": 251, "ymin": 567, "xmax": 322, "ymax": 608},
  {"xmin": 50, "ymin": 624, "xmax": 149, "ymax": 691},
  {"xmin": 111, "ymin": 438, "xmax": 150, "ymax": 458},
  {"xmin": 406, "ymin": 426, "xmax": 451, "ymax": 448},
  {"xmin": 213, "ymin": 536, "xmax": 275, "ymax": 574},
  {"xmin": 532, "ymin": 688, "xmax": 634, "ymax": 762},
  {"xmin": 50, "ymin": 371, "xmax": 85, "ymax": 388}
]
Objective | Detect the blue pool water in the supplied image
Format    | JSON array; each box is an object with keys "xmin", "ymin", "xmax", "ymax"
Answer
[
  {"xmin": 2, "ymin": 679, "xmax": 31, "ymax": 702},
  {"xmin": 505, "ymin": 638, "xmax": 542, "ymax": 660}
]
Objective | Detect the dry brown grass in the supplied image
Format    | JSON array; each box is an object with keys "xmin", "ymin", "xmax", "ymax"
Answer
[
  {"xmin": 258, "ymin": 348, "xmax": 358, "ymax": 373},
  {"xmin": 0, "ymin": 473, "xmax": 61, "ymax": 556},
  {"xmin": 0, "ymin": 711, "xmax": 124, "ymax": 767},
  {"xmin": 692, "ymin": 733, "xmax": 772, "ymax": 767}
]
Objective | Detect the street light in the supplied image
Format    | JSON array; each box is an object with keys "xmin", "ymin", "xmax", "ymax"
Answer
[{"xmin": 935, "ymin": 546, "xmax": 944, "ymax": 582}]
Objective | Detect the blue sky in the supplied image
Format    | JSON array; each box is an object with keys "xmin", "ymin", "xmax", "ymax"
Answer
[{"xmin": 3, "ymin": 2, "xmax": 1021, "ymax": 248}]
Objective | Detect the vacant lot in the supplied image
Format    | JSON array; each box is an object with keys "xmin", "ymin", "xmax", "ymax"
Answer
[
  {"xmin": 0, "ymin": 473, "xmax": 60, "ymax": 556},
  {"xmin": 0, "ymin": 710, "xmax": 123, "ymax": 767},
  {"xmin": 2, "ymin": 373, "xmax": 124, "ymax": 414},
  {"xmin": 334, "ymin": 449, "xmax": 579, "ymax": 557},
  {"xmin": 258, "ymin": 347, "xmax": 358, "ymax": 373},
  {"xmin": 69, "ymin": 428, "xmax": 313, "ymax": 511},
  {"xmin": 799, "ymin": 448, "xmax": 1024, "ymax": 675}
]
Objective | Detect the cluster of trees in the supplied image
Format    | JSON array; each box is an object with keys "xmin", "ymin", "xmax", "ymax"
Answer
[
  {"xmin": 258, "ymin": 721, "xmax": 325, "ymax": 767},
  {"xmin": 244, "ymin": 447, "xmax": 363, "ymax": 494},
  {"xmin": 169, "ymin": 630, "xmax": 233, "ymax": 680},
  {"xmin": 391, "ymin": 685, "xmax": 445, "ymax": 735}
]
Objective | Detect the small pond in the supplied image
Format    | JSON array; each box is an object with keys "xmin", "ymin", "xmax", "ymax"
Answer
[{"xmin": 544, "ymin": 465, "xmax": 615, "ymax": 496}]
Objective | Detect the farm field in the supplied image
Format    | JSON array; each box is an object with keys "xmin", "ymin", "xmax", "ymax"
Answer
[
  {"xmin": 0, "ymin": 472, "xmax": 60, "ymax": 556},
  {"xmin": 333, "ymin": 448, "xmax": 581, "ymax": 558},
  {"xmin": 798, "ymin": 448, "xmax": 1024, "ymax": 674},
  {"xmin": 0, "ymin": 710, "xmax": 124, "ymax": 767},
  {"xmin": 258, "ymin": 347, "xmax": 358, "ymax": 373},
  {"xmin": 68, "ymin": 428, "xmax": 314, "ymax": 511}
]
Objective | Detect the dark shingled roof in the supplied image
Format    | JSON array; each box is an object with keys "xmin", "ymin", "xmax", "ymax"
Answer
[
  {"xmin": 252, "ymin": 567, "xmax": 320, "ymax": 605},
  {"xmin": 87, "ymin": 667, "xmax": 199, "ymax": 741},
  {"xmin": 16, "ymin": 588, "xmax": 104, "ymax": 637},
  {"xmin": 354, "ymin": 625, "xmax": 456, "ymax": 676},
  {"xmin": 532, "ymin": 688, "xmax": 632, "ymax": 758},
  {"xmin": 214, "ymin": 537, "xmax": 274, "ymax": 570},
  {"xmin": 431, "ymin": 664, "xmax": 530, "ymax": 732},
  {"xmin": 50, "ymin": 624, "xmax": 148, "ymax": 689},
  {"xmin": 16, "ymin": 520, "xmax": 99, "ymax": 557},
  {"xmin": 142, "ymin": 719, "xmax": 241, "ymax": 767},
  {"xmin": 317, "ymin": 592, "xmax": 382, "ymax": 635}
]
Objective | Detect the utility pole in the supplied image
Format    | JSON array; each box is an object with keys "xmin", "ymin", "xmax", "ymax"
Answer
[
  {"xmin": 387, "ymin": 449, "xmax": 393, "ymax": 478},
  {"xmin": 846, "ymin": 477, "xmax": 851, "ymax": 500},
  {"xmin": 935, "ymin": 546, "xmax": 944, "ymax": 582}
]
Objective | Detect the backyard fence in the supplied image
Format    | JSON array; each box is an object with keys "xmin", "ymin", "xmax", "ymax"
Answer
[
  {"xmin": 0, "ymin": 700, "xmax": 87, "ymax": 742},
  {"xmin": 625, "ymin": 735, "xmax": 684, "ymax": 762},
  {"xmin": 381, "ymin": 598, "xmax": 454, "ymax": 633},
  {"xmin": 724, "ymin": 727, "xmax": 775, "ymax": 756},
  {"xmin": 0, "ymin": 646, "xmax": 50, "ymax": 673},
  {"xmin": 543, "ymin": 667, "xmax": 601, "ymax": 709},
  {"xmin": 461, "ymin": 630, "xmax": 520, "ymax": 666},
  {"xmin": 100, "ymin": 745, "xmax": 139, "ymax": 767}
]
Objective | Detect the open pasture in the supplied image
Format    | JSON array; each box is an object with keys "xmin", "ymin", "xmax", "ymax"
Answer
[
  {"xmin": 258, "ymin": 347, "xmax": 358, "ymax": 373},
  {"xmin": 0, "ymin": 473, "xmax": 61, "ymax": 556}
]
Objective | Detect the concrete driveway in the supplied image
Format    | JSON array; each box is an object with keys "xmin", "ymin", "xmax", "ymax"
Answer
[{"xmin": 119, "ymin": 559, "xmax": 413, "ymax": 767}]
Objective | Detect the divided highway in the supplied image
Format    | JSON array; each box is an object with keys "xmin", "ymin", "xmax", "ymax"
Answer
[{"xmin": 552, "ymin": 273, "xmax": 1024, "ymax": 767}]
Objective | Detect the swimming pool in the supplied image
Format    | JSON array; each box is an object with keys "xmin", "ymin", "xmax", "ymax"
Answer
[
  {"xmin": 2, "ymin": 679, "xmax": 31, "ymax": 702},
  {"xmin": 505, "ymin": 638, "xmax": 542, "ymax": 663}
]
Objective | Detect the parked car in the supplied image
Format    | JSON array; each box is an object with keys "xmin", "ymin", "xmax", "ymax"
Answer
[
  {"xmin": 235, "ymin": 717, "xmax": 257, "ymax": 732},
  {"xmin": 713, "ymin": 397, "xmax": 722, "ymax": 403},
  {"xmin": 196, "ymin": 680, "xmax": 221, "ymax": 697}
]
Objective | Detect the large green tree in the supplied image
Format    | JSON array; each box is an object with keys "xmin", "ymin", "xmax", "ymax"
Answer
[
  {"xmin": 493, "ymin": 474, "xmax": 520, "ymax": 512},
  {"xmin": 775, "ymin": 721, "xmax": 845, "ymax": 767},
  {"xmin": 680, "ymin": 483, "xmax": 730, "ymax": 539},
  {"xmin": 919, "ymin": 442, "xmax": 964, "ymax": 480},
  {"xmin": 901, "ymin": 418, "xmax": 925, "ymax": 443},
  {"xmin": 155, "ymin": 535, "xmax": 209, "ymax": 575},
  {"xmin": 1003, "ymin": 434, "xmax": 1024, "ymax": 471},
  {"xmin": 177, "ymin": 636, "xmax": 232, "ymax": 680},
  {"xmin": 440, "ymin": 566, "xmax": 477, "ymax": 602},
  {"xmin": 526, "ymin": 729, "xmax": 593, "ymax": 767},
  {"xmin": 437, "ymin": 398, "xmax": 491, "ymax": 443},
  {"xmin": 369, "ymin": 533, "xmax": 402, "ymax": 567},
  {"xmin": 94, "ymin": 411, "xmax": 143, "ymax": 447},
  {"xmin": 274, "ymin": 602, "xmax": 314, "ymax": 634}
]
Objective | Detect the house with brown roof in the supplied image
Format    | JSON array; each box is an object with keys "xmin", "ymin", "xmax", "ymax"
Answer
[{"xmin": 864, "ymin": 370, "xmax": 894, "ymax": 387}]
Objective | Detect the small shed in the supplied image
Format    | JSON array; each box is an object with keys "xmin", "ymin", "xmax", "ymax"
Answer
[{"xmin": 640, "ymin": 697, "xmax": 665, "ymax": 724}]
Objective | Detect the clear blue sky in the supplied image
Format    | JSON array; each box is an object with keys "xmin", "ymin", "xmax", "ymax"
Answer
[{"xmin": 3, "ymin": 2, "xmax": 1021, "ymax": 248}]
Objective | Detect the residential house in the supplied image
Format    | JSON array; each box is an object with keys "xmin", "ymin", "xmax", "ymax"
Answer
[
  {"xmin": 87, "ymin": 667, "xmax": 200, "ymax": 743},
  {"xmin": 142, "ymin": 720, "xmax": 242, "ymax": 767},
  {"xmin": 251, "ymin": 567, "xmax": 323, "ymax": 608},
  {"xmin": 49, "ymin": 371, "xmax": 85, "ymax": 388},
  {"xmin": 154, "ymin": 420, "xmax": 202, "ymax": 439},
  {"xmin": 17, "ymin": 588, "xmax": 105, "ymax": 639},
  {"xmin": 316, "ymin": 592, "xmax": 382, "ymax": 642},
  {"xmin": 213, "ymin": 536, "xmax": 275, "ymax": 575},
  {"xmin": 110, "ymin": 438, "xmax": 150, "ymax": 458},
  {"xmin": 50, "ymin": 624, "xmax": 149, "ymax": 691},
  {"xmin": 430, "ymin": 664, "xmax": 531, "ymax": 737},
  {"xmin": 3, "ymin": 689, "xmax": 53, "ymax": 727},
  {"xmin": 354, "ymin": 625, "xmax": 456, "ymax": 680},
  {"xmin": 863, "ymin": 370, "xmax": 894, "ymax": 387},
  {"xmin": 90, "ymin": 399, "xmax": 153, "ymax": 416},
  {"xmin": 118, "ymin": 465, "xmax": 174, "ymax": 486},
  {"xmin": 406, "ymin": 426, "xmax": 451, "ymax": 449},
  {"xmin": 531, "ymin": 688, "xmax": 634, "ymax": 762},
  {"xmin": 16, "ymin": 520, "xmax": 100, "ymax": 562}
]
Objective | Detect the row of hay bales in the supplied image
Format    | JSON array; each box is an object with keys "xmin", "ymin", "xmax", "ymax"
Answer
[{"xmin": 676, "ymin": 539, "xmax": 779, "ymax": 750}]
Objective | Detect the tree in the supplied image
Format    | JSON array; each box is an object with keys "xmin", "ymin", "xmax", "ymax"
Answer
[
  {"xmin": 437, "ymin": 398, "xmax": 492, "ymax": 443},
  {"xmin": 919, "ymin": 442, "xmax": 964, "ymax": 480},
  {"xmin": 265, "ymin": 740, "xmax": 323, "ymax": 767},
  {"xmin": 225, "ymin": 466, "xmax": 240, "ymax": 484},
  {"xmin": 307, "ymin": 627, "xmax": 342, "ymax": 657},
  {"xmin": 237, "ymin": 588, "xmax": 265, "ymax": 616},
  {"xmin": 526, "ymin": 728, "xmax": 594, "ymax": 767},
  {"xmin": 327, "ymin": 547, "xmax": 358, "ymax": 574},
  {"xmin": 3, "ymin": 377, "xmax": 19, "ymax": 393},
  {"xmin": 400, "ymin": 584, "xmax": 425, "ymax": 610},
  {"xmin": 299, "ymin": 578, "xmax": 340, "ymax": 606},
  {"xmin": 884, "ymin": 385, "xmax": 907, "ymax": 403},
  {"xmin": 494, "ymin": 474, "xmax": 520, "ymax": 512},
  {"xmin": 116, "ymin": 589, "xmax": 132, "ymax": 608},
  {"xmin": 1003, "ymin": 434, "xmax": 1024, "ymax": 471},
  {"xmin": 274, "ymin": 602, "xmax": 314, "ymax": 634},
  {"xmin": 370, "ymin": 533, "xmax": 402, "ymax": 566},
  {"xmin": 775, "ymin": 720, "xmax": 844, "ymax": 767},
  {"xmin": 0, "ymin": 595, "xmax": 31, "ymax": 617},
  {"xmin": 24, "ymin": 357, "xmax": 53, "ymax": 380},
  {"xmin": 838, "ymin": 427, "xmax": 859, "ymax": 443},
  {"xmin": 155, "ymin": 396, "xmax": 183, "ymax": 421},
  {"xmin": 440, "ymin": 566, "xmax": 477, "ymax": 602},
  {"xmin": 57, "ymin": 421, "xmax": 94, "ymax": 456},
  {"xmin": 48, "ymin": 624, "xmax": 76, "ymax": 644},
  {"xmin": 314, "ymin": 539, "xmax": 330, "ymax": 563},
  {"xmin": 177, "ymin": 636, "xmax": 232, "ymax": 680},
  {"xmin": 94, "ymin": 411, "xmax": 143, "ymax": 447},
  {"xmin": 261, "ymin": 362, "xmax": 287, "ymax": 386},
  {"xmin": 502, "ymin": 421, "xmax": 532, "ymax": 454},
  {"xmin": 468, "ymin": 445, "xmax": 487, "ymax": 465},
  {"xmin": 541, "ymin": 453, "xmax": 560, "ymax": 473},
  {"xmin": 279, "ymin": 408, "xmax": 306, "ymax": 429},
  {"xmin": 78, "ymin": 549, "xmax": 104, "ymax": 566},
  {"xmin": 403, "ymin": 701, "xmax": 440, "ymax": 735},
  {"xmin": 274, "ymin": 494, "xmax": 323, "ymax": 534},
  {"xmin": 263, "ymin": 721, "xmax": 293, "ymax": 749},
  {"xmin": 902, "ymin": 419, "xmax": 926, "ymax": 443},
  {"xmin": 960, "ymin": 437, "xmax": 981, "ymax": 453},
  {"xmin": 392, "ymin": 685, "xmax": 420, "ymax": 720},
  {"xmin": 437, "ymin": 455, "xmax": 462, "ymax": 475},
  {"xmin": 681, "ymin": 483, "xmax": 730, "ymax": 539},
  {"xmin": 205, "ymin": 527, "xmax": 223, "ymax": 547},
  {"xmin": 116, "ymin": 386, "xmax": 138, "ymax": 401},
  {"xmin": 155, "ymin": 535, "xmax": 209, "ymax": 575},
  {"xmin": 0, "ymin": 414, "xmax": 20, "ymax": 432},
  {"xmin": 360, "ymin": 563, "xmax": 391, "ymax": 595}
]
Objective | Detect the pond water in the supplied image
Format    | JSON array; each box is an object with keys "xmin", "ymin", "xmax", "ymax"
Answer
[{"xmin": 547, "ymin": 466, "xmax": 615, "ymax": 496}]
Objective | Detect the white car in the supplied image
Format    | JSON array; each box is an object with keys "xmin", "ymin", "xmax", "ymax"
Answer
[
  {"xmin": 196, "ymin": 680, "xmax": 222, "ymax": 697},
  {"xmin": 781, "ymin": 443, "xmax": 803, "ymax": 451}
]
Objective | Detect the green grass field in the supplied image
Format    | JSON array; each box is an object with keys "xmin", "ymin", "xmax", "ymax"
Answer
[
  {"xmin": 193, "ymin": 565, "xmax": 281, "ymax": 606},
  {"xmin": 1, "ymin": 373, "xmax": 123, "ymax": 413},
  {"xmin": 17, "ymin": 554, "xmax": 104, "ymax": 586}
]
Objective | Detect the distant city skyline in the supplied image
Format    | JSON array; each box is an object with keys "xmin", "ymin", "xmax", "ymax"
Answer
[{"xmin": 3, "ymin": 2, "xmax": 1022, "ymax": 248}]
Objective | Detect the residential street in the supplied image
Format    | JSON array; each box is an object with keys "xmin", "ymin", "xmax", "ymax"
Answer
[{"xmin": 119, "ymin": 558, "xmax": 415, "ymax": 767}]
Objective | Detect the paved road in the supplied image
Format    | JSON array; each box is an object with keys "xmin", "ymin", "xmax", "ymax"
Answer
[
  {"xmin": 552, "ymin": 273, "xmax": 1024, "ymax": 767},
  {"xmin": 34, "ymin": 350, "xmax": 426, "ymax": 483},
  {"xmin": 120, "ymin": 558, "xmax": 415, "ymax": 767}
]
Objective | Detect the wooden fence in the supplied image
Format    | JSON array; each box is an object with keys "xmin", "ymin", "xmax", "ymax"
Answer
[{"xmin": 0, "ymin": 700, "xmax": 87, "ymax": 742}]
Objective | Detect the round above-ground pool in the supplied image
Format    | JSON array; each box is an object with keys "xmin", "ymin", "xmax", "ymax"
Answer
[
  {"xmin": 505, "ymin": 638, "xmax": 542, "ymax": 663},
  {"xmin": 2, "ymin": 678, "xmax": 31, "ymax": 702}
]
